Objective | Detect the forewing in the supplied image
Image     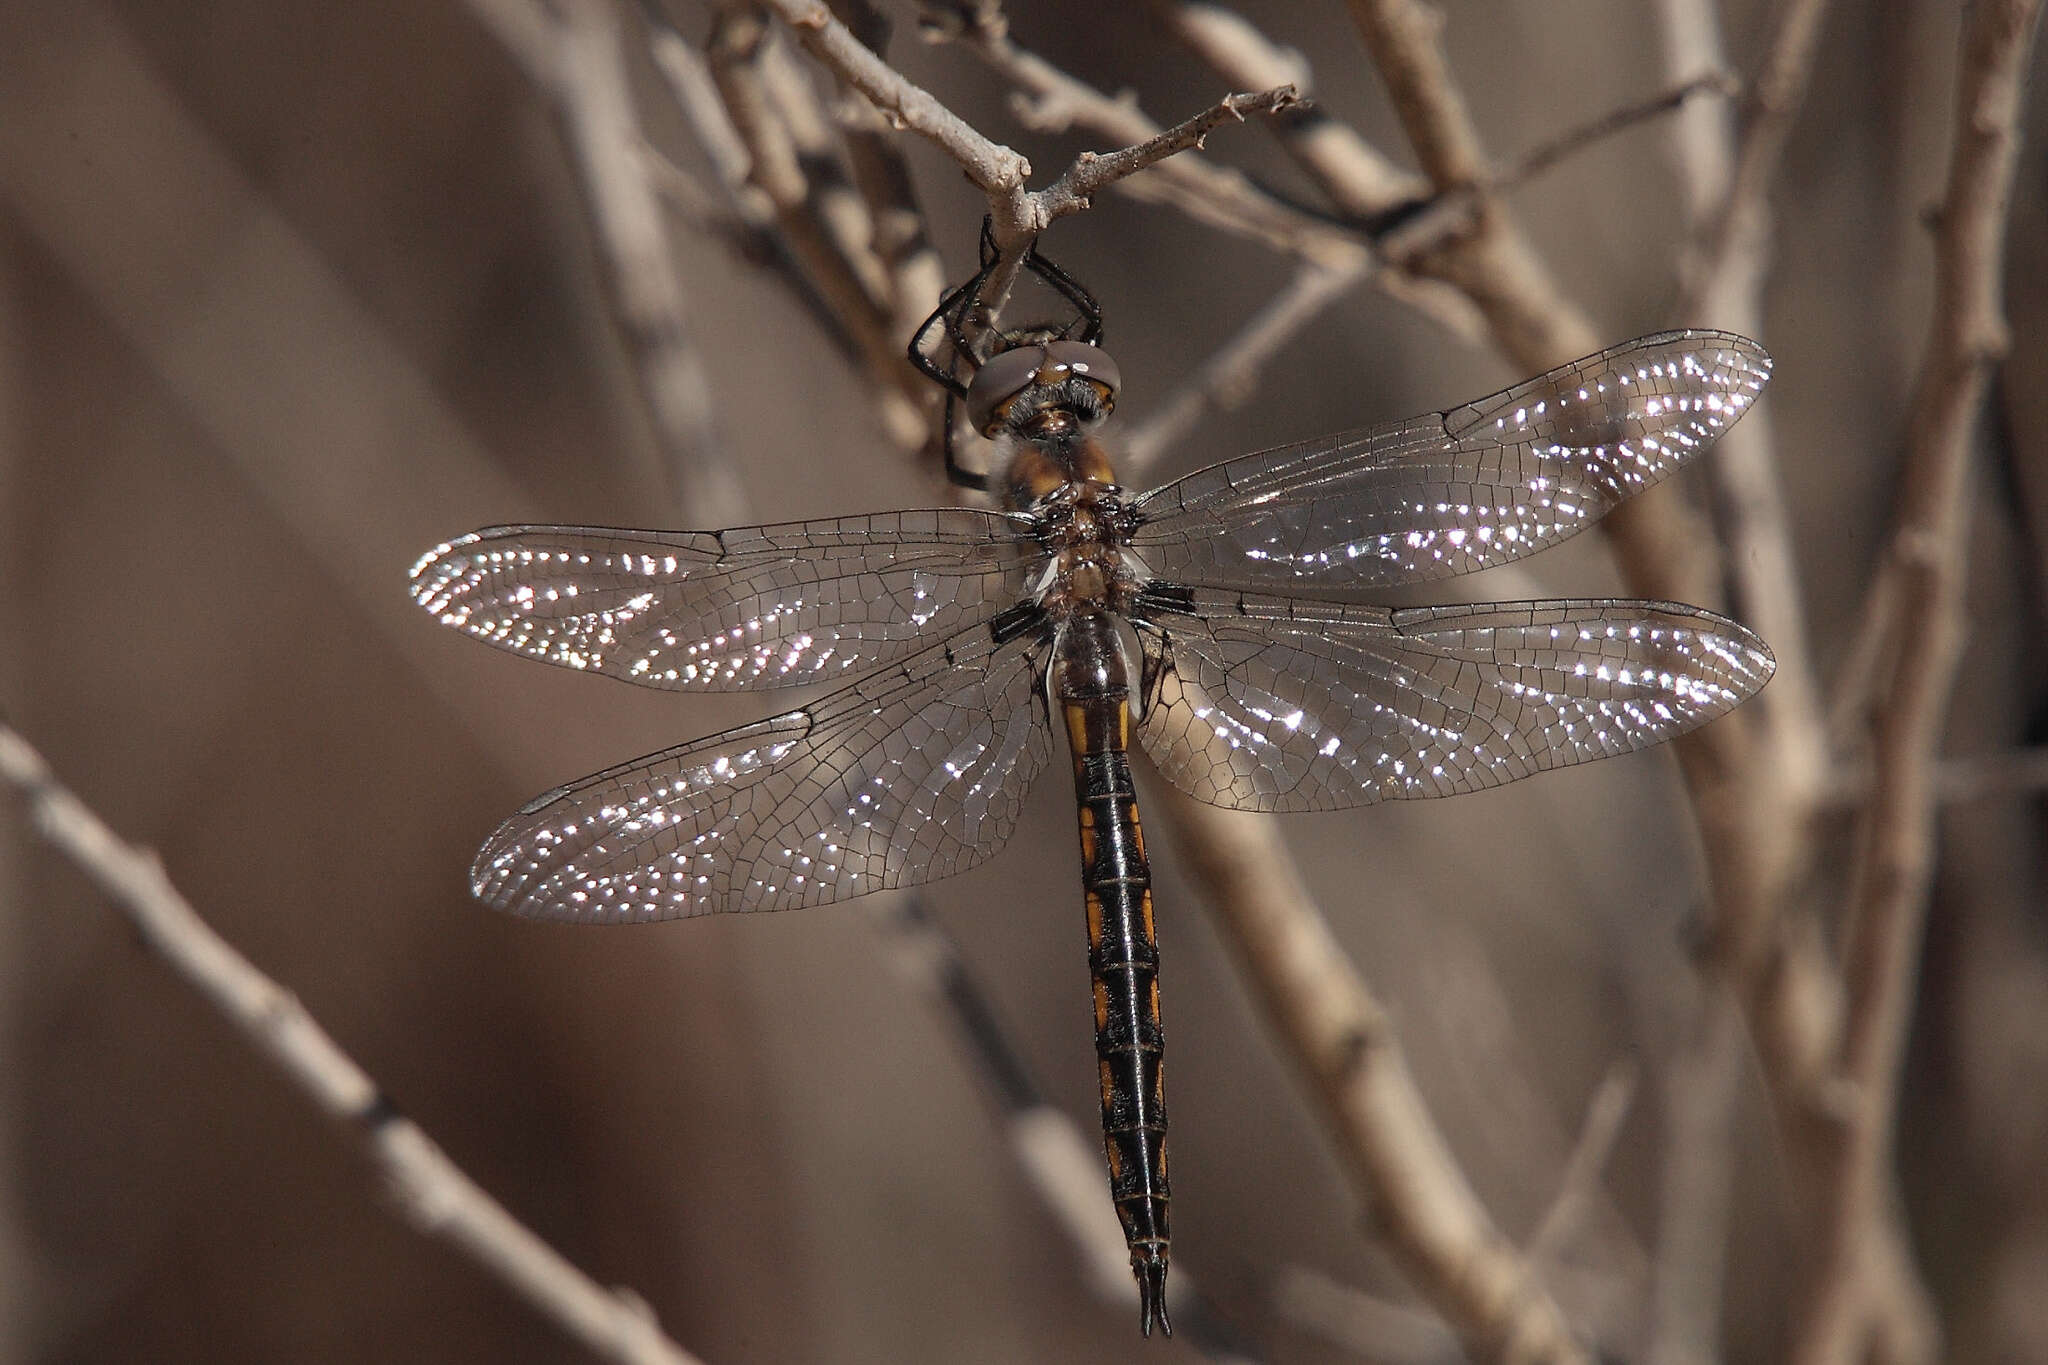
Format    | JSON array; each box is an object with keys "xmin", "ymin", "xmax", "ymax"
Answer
[
  {"xmin": 411, "ymin": 513, "xmax": 1040, "ymax": 690},
  {"xmin": 1134, "ymin": 588, "xmax": 1775, "ymax": 812},
  {"xmin": 473, "ymin": 621, "xmax": 1055, "ymax": 921},
  {"xmin": 1129, "ymin": 331, "xmax": 1770, "ymax": 591}
]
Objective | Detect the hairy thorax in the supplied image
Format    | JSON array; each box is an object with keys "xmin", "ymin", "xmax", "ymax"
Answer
[{"xmin": 1003, "ymin": 434, "xmax": 1142, "ymax": 623}]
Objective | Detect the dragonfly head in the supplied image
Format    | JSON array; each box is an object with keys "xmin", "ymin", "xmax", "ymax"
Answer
[{"xmin": 967, "ymin": 338, "xmax": 1121, "ymax": 441}]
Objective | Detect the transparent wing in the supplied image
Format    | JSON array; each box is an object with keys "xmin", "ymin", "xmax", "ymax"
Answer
[
  {"xmin": 472, "ymin": 620, "xmax": 1056, "ymax": 921},
  {"xmin": 411, "ymin": 512, "xmax": 1041, "ymax": 691},
  {"xmin": 1133, "ymin": 587, "xmax": 1774, "ymax": 812},
  {"xmin": 1128, "ymin": 331, "xmax": 1770, "ymax": 591}
]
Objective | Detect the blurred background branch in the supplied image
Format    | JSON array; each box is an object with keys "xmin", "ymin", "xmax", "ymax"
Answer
[{"xmin": 0, "ymin": 726, "xmax": 705, "ymax": 1365}]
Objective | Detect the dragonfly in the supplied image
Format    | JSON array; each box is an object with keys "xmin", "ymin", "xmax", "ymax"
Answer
[{"xmin": 411, "ymin": 242, "xmax": 1775, "ymax": 1338}]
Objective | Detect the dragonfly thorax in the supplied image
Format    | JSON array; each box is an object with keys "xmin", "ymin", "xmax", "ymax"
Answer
[{"xmin": 1032, "ymin": 494, "xmax": 1142, "ymax": 622}]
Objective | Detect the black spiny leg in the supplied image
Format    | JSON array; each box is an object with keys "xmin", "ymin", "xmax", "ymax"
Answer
[
  {"xmin": 1024, "ymin": 245, "xmax": 1105, "ymax": 346},
  {"xmin": 908, "ymin": 217, "xmax": 1106, "ymax": 492},
  {"xmin": 941, "ymin": 391, "xmax": 991, "ymax": 492}
]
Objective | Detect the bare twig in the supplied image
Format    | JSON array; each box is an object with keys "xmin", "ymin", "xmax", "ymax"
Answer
[
  {"xmin": 1644, "ymin": 6, "xmax": 1836, "ymax": 1361},
  {"xmin": 754, "ymin": 25, "xmax": 896, "ymax": 310},
  {"xmin": 1369, "ymin": 71, "xmax": 1739, "ymax": 270},
  {"xmin": 1646, "ymin": 989, "xmax": 1744, "ymax": 1365},
  {"xmin": 1123, "ymin": 256, "xmax": 1369, "ymax": 478},
  {"xmin": 1338, "ymin": 0, "xmax": 1751, "ymax": 635},
  {"xmin": 465, "ymin": 0, "xmax": 749, "ymax": 526},
  {"xmin": 1333, "ymin": 6, "xmax": 1804, "ymax": 1052},
  {"xmin": 1150, "ymin": 0, "xmax": 1426, "ymax": 219},
  {"xmin": 740, "ymin": 1, "xmax": 1320, "ymax": 444},
  {"xmin": 1030, "ymin": 85, "xmax": 1303, "ymax": 224},
  {"xmin": 1681, "ymin": 0, "xmax": 1836, "ymax": 308},
  {"xmin": 1157, "ymin": 5, "xmax": 1728, "ymax": 321},
  {"xmin": 1526, "ymin": 1064, "xmax": 1636, "ymax": 1267},
  {"xmin": 1504, "ymin": 72, "xmax": 1740, "ymax": 194},
  {"xmin": 640, "ymin": 7, "xmax": 776, "ymax": 227},
  {"xmin": 1666, "ymin": 0, "xmax": 1835, "ymax": 810},
  {"xmin": 819, "ymin": 1, "xmax": 951, "ymax": 395},
  {"xmin": 759, "ymin": 0, "xmax": 1031, "ymax": 198},
  {"xmin": 919, "ymin": 2, "xmax": 1370, "ymax": 265},
  {"xmin": 920, "ymin": 3, "xmax": 1487, "ymax": 342},
  {"xmin": 1795, "ymin": 5, "xmax": 2044, "ymax": 1362},
  {"xmin": 639, "ymin": 7, "xmax": 925, "ymax": 439},
  {"xmin": 1157, "ymin": 791, "xmax": 1590, "ymax": 1365},
  {"xmin": 0, "ymin": 726, "xmax": 703, "ymax": 1365},
  {"xmin": 707, "ymin": 7, "xmax": 931, "ymax": 447}
]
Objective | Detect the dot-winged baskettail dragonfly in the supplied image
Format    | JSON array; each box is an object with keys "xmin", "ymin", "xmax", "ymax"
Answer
[{"xmin": 411, "ymin": 243, "xmax": 1774, "ymax": 1337}]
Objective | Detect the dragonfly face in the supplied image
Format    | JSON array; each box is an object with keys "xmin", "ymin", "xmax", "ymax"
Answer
[{"xmin": 412, "ymin": 281, "xmax": 1776, "ymax": 1336}]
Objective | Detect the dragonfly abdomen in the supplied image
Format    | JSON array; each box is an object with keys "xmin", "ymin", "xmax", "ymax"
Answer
[{"xmin": 1057, "ymin": 613, "xmax": 1171, "ymax": 1337}]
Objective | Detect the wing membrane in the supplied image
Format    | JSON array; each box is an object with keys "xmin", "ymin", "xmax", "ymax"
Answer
[
  {"xmin": 473, "ymin": 621, "xmax": 1055, "ymax": 921},
  {"xmin": 411, "ymin": 513, "xmax": 1040, "ymax": 691},
  {"xmin": 1135, "ymin": 588, "xmax": 1775, "ymax": 812},
  {"xmin": 1129, "ymin": 331, "xmax": 1770, "ymax": 591}
]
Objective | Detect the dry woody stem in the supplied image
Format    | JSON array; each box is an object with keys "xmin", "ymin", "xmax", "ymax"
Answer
[
  {"xmin": 1794, "ymin": 3, "xmax": 2044, "ymax": 1361},
  {"xmin": 0, "ymin": 726, "xmax": 705, "ymax": 1365}
]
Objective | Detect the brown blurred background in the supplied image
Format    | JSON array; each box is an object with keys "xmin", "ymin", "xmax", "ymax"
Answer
[{"xmin": 2, "ymin": 1, "xmax": 2045, "ymax": 1361}]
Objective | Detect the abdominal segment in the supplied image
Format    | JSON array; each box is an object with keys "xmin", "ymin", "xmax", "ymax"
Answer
[{"xmin": 1065, "ymin": 691, "xmax": 1172, "ymax": 1334}]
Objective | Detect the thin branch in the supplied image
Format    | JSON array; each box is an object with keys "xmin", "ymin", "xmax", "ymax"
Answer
[
  {"xmin": 918, "ymin": 3, "xmax": 1484, "ymax": 339},
  {"xmin": 1526, "ymin": 1064, "xmax": 1636, "ymax": 1267},
  {"xmin": 1157, "ymin": 5, "xmax": 1729, "ymax": 327},
  {"xmin": 1666, "ymin": 0, "xmax": 1836, "ymax": 811},
  {"xmin": 706, "ymin": 9, "xmax": 919, "ymax": 423},
  {"xmin": 1156, "ymin": 790, "xmax": 1590, "ymax": 1365},
  {"xmin": 1150, "ymin": 0, "xmax": 1426, "ymax": 219},
  {"xmin": 918, "ymin": 2, "xmax": 1365, "ymax": 264},
  {"xmin": 1643, "ymin": 6, "xmax": 1836, "ymax": 1361},
  {"xmin": 639, "ymin": 7, "xmax": 917, "ymax": 431},
  {"xmin": 465, "ymin": 0, "xmax": 749, "ymax": 526},
  {"xmin": 1122, "ymin": 256, "xmax": 1369, "ymax": 478},
  {"xmin": 640, "ymin": 6, "xmax": 776, "ymax": 226},
  {"xmin": 1504, "ymin": 71, "xmax": 1740, "ymax": 195},
  {"xmin": 1796, "ymin": 5, "xmax": 2044, "ymax": 1362},
  {"xmin": 1332, "ymin": 7, "xmax": 1803, "ymax": 1049},
  {"xmin": 757, "ymin": 0, "xmax": 1031, "ymax": 199},
  {"xmin": 1683, "ymin": 0, "xmax": 1836, "ymax": 305},
  {"xmin": 1030, "ymin": 85, "xmax": 1303, "ymax": 225},
  {"xmin": 1646, "ymin": 989, "xmax": 1744, "ymax": 1365},
  {"xmin": 1344, "ymin": 0, "xmax": 1487, "ymax": 187},
  {"xmin": 755, "ymin": 24, "xmax": 896, "ymax": 310},
  {"xmin": 1337, "ymin": 0, "xmax": 1749, "ymax": 638},
  {"xmin": 820, "ymin": 1, "xmax": 952, "ymax": 394},
  {"xmin": 1369, "ymin": 71, "xmax": 1738, "ymax": 269},
  {"xmin": 0, "ymin": 726, "xmax": 704, "ymax": 1365}
]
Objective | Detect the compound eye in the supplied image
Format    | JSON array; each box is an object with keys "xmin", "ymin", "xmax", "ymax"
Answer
[
  {"xmin": 965, "ymin": 345, "xmax": 1048, "ymax": 434},
  {"xmin": 1041, "ymin": 341, "xmax": 1121, "ymax": 405}
]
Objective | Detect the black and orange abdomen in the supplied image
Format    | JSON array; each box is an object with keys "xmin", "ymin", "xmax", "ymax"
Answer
[{"xmin": 1057, "ymin": 612, "xmax": 1171, "ymax": 1337}]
